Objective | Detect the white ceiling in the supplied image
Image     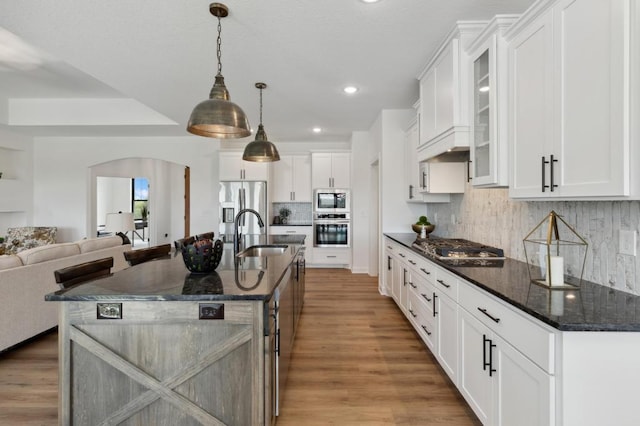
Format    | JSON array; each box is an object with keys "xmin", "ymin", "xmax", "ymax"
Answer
[{"xmin": 0, "ymin": 0, "xmax": 536, "ymax": 143}]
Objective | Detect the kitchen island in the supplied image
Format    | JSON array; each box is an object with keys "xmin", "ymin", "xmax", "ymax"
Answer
[{"xmin": 46, "ymin": 234, "xmax": 305, "ymax": 426}]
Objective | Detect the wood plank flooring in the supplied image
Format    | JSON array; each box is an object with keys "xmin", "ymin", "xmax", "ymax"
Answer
[
  {"xmin": 277, "ymin": 268, "xmax": 480, "ymax": 426},
  {"xmin": 0, "ymin": 268, "xmax": 479, "ymax": 426}
]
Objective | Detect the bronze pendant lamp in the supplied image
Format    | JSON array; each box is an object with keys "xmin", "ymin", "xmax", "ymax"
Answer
[
  {"xmin": 187, "ymin": 3, "xmax": 251, "ymax": 139},
  {"xmin": 243, "ymin": 82, "xmax": 280, "ymax": 162}
]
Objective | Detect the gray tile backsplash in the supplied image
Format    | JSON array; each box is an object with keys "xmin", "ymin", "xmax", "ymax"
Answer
[
  {"xmin": 272, "ymin": 202, "xmax": 313, "ymax": 225},
  {"xmin": 428, "ymin": 185, "xmax": 640, "ymax": 295}
]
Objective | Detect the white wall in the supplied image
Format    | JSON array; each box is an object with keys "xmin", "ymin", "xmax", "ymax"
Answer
[
  {"xmin": 350, "ymin": 131, "xmax": 371, "ymax": 274},
  {"xmin": 96, "ymin": 177, "xmax": 131, "ymax": 226},
  {"xmin": 33, "ymin": 136, "xmax": 218, "ymax": 242},
  {"xmin": 0, "ymin": 126, "xmax": 34, "ymax": 231}
]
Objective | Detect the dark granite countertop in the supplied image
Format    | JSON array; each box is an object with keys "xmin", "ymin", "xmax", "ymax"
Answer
[
  {"xmin": 45, "ymin": 235, "xmax": 305, "ymax": 303},
  {"xmin": 385, "ymin": 233, "xmax": 640, "ymax": 332}
]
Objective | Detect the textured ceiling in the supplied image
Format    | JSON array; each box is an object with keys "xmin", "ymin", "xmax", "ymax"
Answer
[{"xmin": 0, "ymin": 0, "xmax": 536, "ymax": 143}]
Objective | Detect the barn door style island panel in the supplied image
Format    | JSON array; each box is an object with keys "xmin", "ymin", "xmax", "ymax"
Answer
[{"xmin": 46, "ymin": 235, "xmax": 306, "ymax": 426}]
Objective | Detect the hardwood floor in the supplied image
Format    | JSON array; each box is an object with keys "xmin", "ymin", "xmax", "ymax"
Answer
[
  {"xmin": 277, "ymin": 268, "xmax": 480, "ymax": 425},
  {"xmin": 0, "ymin": 331, "xmax": 58, "ymax": 426},
  {"xmin": 0, "ymin": 268, "xmax": 479, "ymax": 426}
]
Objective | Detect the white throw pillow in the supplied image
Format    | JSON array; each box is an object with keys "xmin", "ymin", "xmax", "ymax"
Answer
[
  {"xmin": 17, "ymin": 243, "xmax": 81, "ymax": 265},
  {"xmin": 76, "ymin": 236, "xmax": 122, "ymax": 253}
]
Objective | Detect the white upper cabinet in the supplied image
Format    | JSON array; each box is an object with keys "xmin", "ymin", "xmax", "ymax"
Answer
[
  {"xmin": 507, "ymin": 0, "xmax": 639, "ymax": 199},
  {"xmin": 418, "ymin": 22, "xmax": 487, "ymax": 159},
  {"xmin": 467, "ymin": 16, "xmax": 519, "ymax": 187},
  {"xmin": 271, "ymin": 155, "xmax": 312, "ymax": 202},
  {"xmin": 219, "ymin": 152, "xmax": 269, "ymax": 181},
  {"xmin": 311, "ymin": 153, "xmax": 351, "ymax": 188},
  {"xmin": 404, "ymin": 112, "xmax": 451, "ymax": 203}
]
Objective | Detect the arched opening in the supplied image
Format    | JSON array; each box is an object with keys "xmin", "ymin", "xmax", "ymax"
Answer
[{"xmin": 89, "ymin": 158, "xmax": 188, "ymax": 248}]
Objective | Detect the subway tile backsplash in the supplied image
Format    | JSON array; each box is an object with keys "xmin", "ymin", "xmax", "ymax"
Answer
[
  {"xmin": 272, "ymin": 202, "xmax": 313, "ymax": 225},
  {"xmin": 428, "ymin": 185, "xmax": 640, "ymax": 295}
]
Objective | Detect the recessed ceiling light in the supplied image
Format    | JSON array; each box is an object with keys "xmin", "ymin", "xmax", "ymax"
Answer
[
  {"xmin": 479, "ymin": 85, "xmax": 490, "ymax": 93},
  {"xmin": 312, "ymin": 127, "xmax": 322, "ymax": 133},
  {"xmin": 360, "ymin": 0, "xmax": 381, "ymax": 3},
  {"xmin": 343, "ymin": 86, "xmax": 359, "ymax": 94}
]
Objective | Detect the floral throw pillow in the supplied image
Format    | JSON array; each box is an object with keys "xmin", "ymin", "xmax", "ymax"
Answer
[{"xmin": 3, "ymin": 227, "xmax": 57, "ymax": 255}]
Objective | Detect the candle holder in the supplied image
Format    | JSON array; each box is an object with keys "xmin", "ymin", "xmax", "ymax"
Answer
[{"xmin": 523, "ymin": 210, "xmax": 587, "ymax": 290}]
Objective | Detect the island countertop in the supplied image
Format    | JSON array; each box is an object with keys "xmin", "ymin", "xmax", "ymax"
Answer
[
  {"xmin": 385, "ymin": 233, "xmax": 640, "ymax": 332},
  {"xmin": 45, "ymin": 234, "xmax": 305, "ymax": 303}
]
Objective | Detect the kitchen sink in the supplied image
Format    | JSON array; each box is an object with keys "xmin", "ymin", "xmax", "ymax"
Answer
[{"xmin": 236, "ymin": 244, "xmax": 289, "ymax": 257}]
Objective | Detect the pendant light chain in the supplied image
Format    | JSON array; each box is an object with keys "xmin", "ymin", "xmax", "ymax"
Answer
[
  {"xmin": 259, "ymin": 86, "xmax": 264, "ymax": 125},
  {"xmin": 216, "ymin": 15, "xmax": 223, "ymax": 75}
]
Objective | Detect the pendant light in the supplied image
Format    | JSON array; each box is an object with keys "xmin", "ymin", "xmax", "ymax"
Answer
[
  {"xmin": 242, "ymin": 82, "xmax": 280, "ymax": 162},
  {"xmin": 187, "ymin": 3, "xmax": 251, "ymax": 139}
]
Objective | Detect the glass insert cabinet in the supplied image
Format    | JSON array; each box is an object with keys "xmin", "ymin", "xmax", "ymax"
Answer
[{"xmin": 467, "ymin": 16, "xmax": 518, "ymax": 187}]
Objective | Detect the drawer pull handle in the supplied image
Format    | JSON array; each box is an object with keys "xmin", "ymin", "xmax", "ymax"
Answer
[
  {"xmin": 421, "ymin": 325, "xmax": 432, "ymax": 336},
  {"xmin": 409, "ymin": 281, "xmax": 417, "ymax": 289},
  {"xmin": 408, "ymin": 259, "xmax": 416, "ymax": 265},
  {"xmin": 421, "ymin": 293, "xmax": 431, "ymax": 302},
  {"xmin": 478, "ymin": 307, "xmax": 501, "ymax": 323},
  {"xmin": 420, "ymin": 268, "xmax": 431, "ymax": 275},
  {"xmin": 408, "ymin": 309, "xmax": 417, "ymax": 318},
  {"xmin": 399, "ymin": 253, "xmax": 406, "ymax": 258},
  {"xmin": 436, "ymin": 279, "xmax": 450, "ymax": 288},
  {"xmin": 286, "ymin": 231, "xmax": 296, "ymax": 233},
  {"xmin": 387, "ymin": 246, "xmax": 392, "ymax": 250}
]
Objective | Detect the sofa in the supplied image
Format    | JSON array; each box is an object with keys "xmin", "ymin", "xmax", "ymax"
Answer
[{"xmin": 0, "ymin": 234, "xmax": 131, "ymax": 352}]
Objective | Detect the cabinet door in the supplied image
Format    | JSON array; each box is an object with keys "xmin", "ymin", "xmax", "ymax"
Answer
[
  {"xmin": 553, "ymin": 0, "xmax": 629, "ymax": 197},
  {"xmin": 494, "ymin": 334, "xmax": 554, "ymax": 426},
  {"xmin": 330, "ymin": 153, "xmax": 351, "ymax": 188},
  {"xmin": 405, "ymin": 121, "xmax": 421, "ymax": 201},
  {"xmin": 419, "ymin": 68, "xmax": 437, "ymax": 145},
  {"xmin": 459, "ymin": 308, "xmax": 493, "ymax": 425},
  {"xmin": 435, "ymin": 43, "xmax": 455, "ymax": 137},
  {"xmin": 291, "ymin": 155, "xmax": 312, "ymax": 201},
  {"xmin": 435, "ymin": 291, "xmax": 458, "ymax": 384},
  {"xmin": 219, "ymin": 152, "xmax": 269, "ymax": 181},
  {"xmin": 311, "ymin": 153, "xmax": 332, "ymax": 188},
  {"xmin": 271, "ymin": 156, "xmax": 294, "ymax": 202},
  {"xmin": 508, "ymin": 9, "xmax": 554, "ymax": 198}
]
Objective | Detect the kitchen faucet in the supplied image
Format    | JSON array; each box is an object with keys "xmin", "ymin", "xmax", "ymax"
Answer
[{"xmin": 234, "ymin": 208, "xmax": 265, "ymax": 255}]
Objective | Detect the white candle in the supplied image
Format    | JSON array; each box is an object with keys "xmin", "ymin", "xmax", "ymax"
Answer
[{"xmin": 548, "ymin": 256, "xmax": 564, "ymax": 287}]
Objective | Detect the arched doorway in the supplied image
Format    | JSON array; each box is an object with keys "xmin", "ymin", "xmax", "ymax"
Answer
[{"xmin": 89, "ymin": 158, "xmax": 188, "ymax": 248}]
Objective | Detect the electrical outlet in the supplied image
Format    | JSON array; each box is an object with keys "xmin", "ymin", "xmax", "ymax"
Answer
[{"xmin": 619, "ymin": 230, "xmax": 637, "ymax": 256}]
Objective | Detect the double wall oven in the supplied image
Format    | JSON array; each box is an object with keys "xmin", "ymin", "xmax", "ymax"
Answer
[{"xmin": 313, "ymin": 189, "xmax": 350, "ymax": 248}]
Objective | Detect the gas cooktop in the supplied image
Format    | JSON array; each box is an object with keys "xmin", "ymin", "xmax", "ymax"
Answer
[{"xmin": 411, "ymin": 238, "xmax": 505, "ymax": 261}]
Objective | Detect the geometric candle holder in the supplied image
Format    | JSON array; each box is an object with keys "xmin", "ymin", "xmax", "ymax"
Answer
[{"xmin": 523, "ymin": 210, "xmax": 588, "ymax": 290}]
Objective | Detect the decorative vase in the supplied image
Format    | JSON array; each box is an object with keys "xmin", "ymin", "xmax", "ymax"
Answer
[{"xmin": 412, "ymin": 223, "xmax": 435, "ymax": 237}]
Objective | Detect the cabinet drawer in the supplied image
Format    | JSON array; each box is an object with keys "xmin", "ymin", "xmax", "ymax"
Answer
[
  {"xmin": 408, "ymin": 291, "xmax": 436, "ymax": 351},
  {"xmin": 458, "ymin": 282, "xmax": 555, "ymax": 374},
  {"xmin": 313, "ymin": 248, "xmax": 351, "ymax": 264},
  {"xmin": 434, "ymin": 267, "xmax": 459, "ymax": 301},
  {"xmin": 412, "ymin": 258, "xmax": 437, "ymax": 283}
]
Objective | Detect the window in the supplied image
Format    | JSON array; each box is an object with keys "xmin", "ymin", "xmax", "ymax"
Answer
[{"xmin": 132, "ymin": 177, "xmax": 149, "ymax": 221}]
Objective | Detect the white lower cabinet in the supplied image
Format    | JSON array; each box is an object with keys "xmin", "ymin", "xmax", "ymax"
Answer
[
  {"xmin": 459, "ymin": 308, "xmax": 553, "ymax": 426},
  {"xmin": 384, "ymin": 236, "xmax": 555, "ymax": 426}
]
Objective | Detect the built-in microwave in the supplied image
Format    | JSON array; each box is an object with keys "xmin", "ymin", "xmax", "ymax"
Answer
[{"xmin": 313, "ymin": 188, "xmax": 350, "ymax": 213}]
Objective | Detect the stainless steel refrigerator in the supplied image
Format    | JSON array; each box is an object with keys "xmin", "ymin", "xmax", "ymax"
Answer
[{"xmin": 219, "ymin": 181, "xmax": 267, "ymax": 237}]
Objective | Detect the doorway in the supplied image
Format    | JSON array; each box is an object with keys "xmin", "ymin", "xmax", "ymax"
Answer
[{"xmin": 90, "ymin": 158, "xmax": 188, "ymax": 248}]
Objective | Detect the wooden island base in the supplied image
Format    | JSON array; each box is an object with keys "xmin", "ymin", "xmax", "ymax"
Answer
[{"xmin": 58, "ymin": 300, "xmax": 264, "ymax": 426}]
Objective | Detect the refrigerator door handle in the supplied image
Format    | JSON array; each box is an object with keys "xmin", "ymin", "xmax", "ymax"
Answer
[{"xmin": 238, "ymin": 188, "xmax": 246, "ymax": 226}]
